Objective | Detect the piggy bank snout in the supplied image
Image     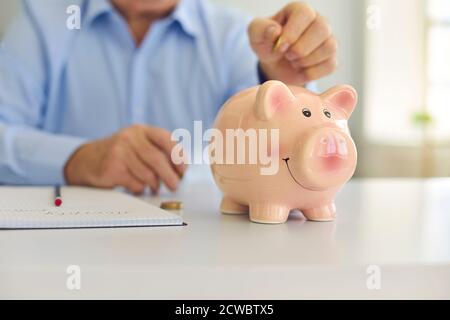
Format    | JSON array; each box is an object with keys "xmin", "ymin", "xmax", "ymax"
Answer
[
  {"xmin": 317, "ymin": 131, "xmax": 349, "ymax": 160},
  {"xmin": 292, "ymin": 128, "xmax": 357, "ymax": 190}
]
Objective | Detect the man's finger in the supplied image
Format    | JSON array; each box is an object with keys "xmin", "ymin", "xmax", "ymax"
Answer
[
  {"xmin": 293, "ymin": 36, "xmax": 337, "ymax": 68},
  {"xmin": 136, "ymin": 141, "xmax": 180, "ymax": 192},
  {"xmin": 125, "ymin": 150, "xmax": 160, "ymax": 193},
  {"xmin": 285, "ymin": 15, "xmax": 332, "ymax": 61},
  {"xmin": 144, "ymin": 127, "xmax": 174, "ymax": 154},
  {"xmin": 148, "ymin": 148, "xmax": 180, "ymax": 192},
  {"xmin": 120, "ymin": 171, "xmax": 146, "ymax": 195},
  {"xmin": 273, "ymin": 3, "xmax": 316, "ymax": 53},
  {"xmin": 144, "ymin": 126, "xmax": 186, "ymax": 176},
  {"xmin": 132, "ymin": 134, "xmax": 180, "ymax": 188}
]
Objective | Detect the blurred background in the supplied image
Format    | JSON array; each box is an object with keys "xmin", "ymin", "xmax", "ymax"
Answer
[{"xmin": 1, "ymin": 0, "xmax": 449, "ymax": 178}]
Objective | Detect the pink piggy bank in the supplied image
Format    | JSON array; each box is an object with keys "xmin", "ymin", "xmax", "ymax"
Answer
[{"xmin": 210, "ymin": 80, "xmax": 357, "ymax": 224}]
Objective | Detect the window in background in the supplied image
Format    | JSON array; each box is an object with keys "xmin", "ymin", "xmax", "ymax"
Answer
[
  {"xmin": 364, "ymin": 0, "xmax": 425, "ymax": 145},
  {"xmin": 426, "ymin": 0, "xmax": 450, "ymax": 142},
  {"xmin": 364, "ymin": 0, "xmax": 450, "ymax": 145}
]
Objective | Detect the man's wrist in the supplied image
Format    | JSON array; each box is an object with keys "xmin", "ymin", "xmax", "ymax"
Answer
[{"xmin": 64, "ymin": 143, "xmax": 90, "ymax": 186}]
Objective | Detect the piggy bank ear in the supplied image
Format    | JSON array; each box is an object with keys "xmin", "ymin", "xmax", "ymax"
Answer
[
  {"xmin": 321, "ymin": 85, "xmax": 357, "ymax": 119},
  {"xmin": 254, "ymin": 80, "xmax": 296, "ymax": 121}
]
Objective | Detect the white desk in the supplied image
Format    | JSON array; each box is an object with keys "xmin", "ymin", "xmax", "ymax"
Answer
[{"xmin": 0, "ymin": 166, "xmax": 449, "ymax": 299}]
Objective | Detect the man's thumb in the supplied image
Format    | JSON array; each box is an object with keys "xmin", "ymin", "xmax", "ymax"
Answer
[{"xmin": 248, "ymin": 18, "xmax": 281, "ymax": 45}]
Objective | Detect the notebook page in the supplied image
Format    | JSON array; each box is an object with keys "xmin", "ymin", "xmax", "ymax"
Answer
[{"xmin": 0, "ymin": 187, "xmax": 183, "ymax": 229}]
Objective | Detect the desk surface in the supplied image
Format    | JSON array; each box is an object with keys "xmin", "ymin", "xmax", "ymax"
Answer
[{"xmin": 1, "ymin": 166, "xmax": 449, "ymax": 299}]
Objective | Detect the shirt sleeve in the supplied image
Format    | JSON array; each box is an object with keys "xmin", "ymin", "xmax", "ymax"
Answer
[
  {"xmin": 222, "ymin": 15, "xmax": 260, "ymax": 99},
  {"xmin": 0, "ymin": 7, "xmax": 85, "ymax": 185}
]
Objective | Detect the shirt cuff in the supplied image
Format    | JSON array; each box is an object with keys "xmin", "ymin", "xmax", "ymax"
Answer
[
  {"xmin": 5, "ymin": 125, "xmax": 86, "ymax": 185},
  {"xmin": 257, "ymin": 63, "xmax": 269, "ymax": 84}
]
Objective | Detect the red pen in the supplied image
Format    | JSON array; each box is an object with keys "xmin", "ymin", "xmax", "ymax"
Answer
[{"xmin": 54, "ymin": 186, "xmax": 62, "ymax": 207}]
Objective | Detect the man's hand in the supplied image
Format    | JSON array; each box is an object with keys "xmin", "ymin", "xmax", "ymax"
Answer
[
  {"xmin": 248, "ymin": 2, "xmax": 337, "ymax": 85},
  {"xmin": 64, "ymin": 125, "xmax": 186, "ymax": 194}
]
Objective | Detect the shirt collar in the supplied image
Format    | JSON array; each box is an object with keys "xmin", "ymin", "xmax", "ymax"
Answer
[
  {"xmin": 84, "ymin": 0, "xmax": 113, "ymax": 26},
  {"xmin": 171, "ymin": 0, "xmax": 201, "ymax": 37},
  {"xmin": 84, "ymin": 0, "xmax": 200, "ymax": 37}
]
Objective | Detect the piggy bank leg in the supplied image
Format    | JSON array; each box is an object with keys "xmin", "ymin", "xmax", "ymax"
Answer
[
  {"xmin": 249, "ymin": 203, "xmax": 290, "ymax": 224},
  {"xmin": 220, "ymin": 197, "xmax": 248, "ymax": 215},
  {"xmin": 302, "ymin": 203, "xmax": 336, "ymax": 222}
]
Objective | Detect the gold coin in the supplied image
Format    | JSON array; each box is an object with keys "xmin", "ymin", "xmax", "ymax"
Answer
[
  {"xmin": 160, "ymin": 201, "xmax": 183, "ymax": 211},
  {"xmin": 273, "ymin": 36, "xmax": 283, "ymax": 52}
]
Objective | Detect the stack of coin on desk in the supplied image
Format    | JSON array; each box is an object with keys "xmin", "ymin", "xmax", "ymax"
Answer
[{"xmin": 160, "ymin": 201, "xmax": 183, "ymax": 215}]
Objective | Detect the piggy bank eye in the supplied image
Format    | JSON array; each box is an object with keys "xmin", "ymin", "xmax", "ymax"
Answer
[
  {"xmin": 302, "ymin": 108, "xmax": 312, "ymax": 118},
  {"xmin": 323, "ymin": 109, "xmax": 332, "ymax": 118}
]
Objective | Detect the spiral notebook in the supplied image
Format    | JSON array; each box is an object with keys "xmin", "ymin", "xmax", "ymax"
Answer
[{"xmin": 0, "ymin": 186, "xmax": 184, "ymax": 229}]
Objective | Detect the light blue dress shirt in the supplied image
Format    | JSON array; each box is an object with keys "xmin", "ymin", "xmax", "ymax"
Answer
[{"xmin": 0, "ymin": 0, "xmax": 261, "ymax": 185}]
